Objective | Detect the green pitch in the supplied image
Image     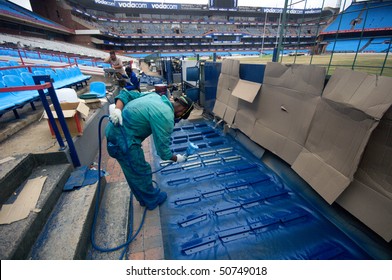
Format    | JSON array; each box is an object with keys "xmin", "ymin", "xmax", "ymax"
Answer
[{"xmin": 228, "ymin": 53, "xmax": 392, "ymax": 77}]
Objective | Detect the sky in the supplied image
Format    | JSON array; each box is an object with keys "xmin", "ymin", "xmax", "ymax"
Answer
[{"xmin": 9, "ymin": 0, "xmax": 355, "ymax": 11}]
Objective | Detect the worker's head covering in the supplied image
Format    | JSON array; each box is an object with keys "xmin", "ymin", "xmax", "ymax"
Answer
[
  {"xmin": 125, "ymin": 66, "xmax": 132, "ymax": 76},
  {"xmin": 174, "ymin": 96, "xmax": 194, "ymax": 120}
]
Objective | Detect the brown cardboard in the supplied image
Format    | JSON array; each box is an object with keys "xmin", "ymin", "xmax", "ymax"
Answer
[
  {"xmin": 212, "ymin": 59, "xmax": 240, "ymax": 124},
  {"xmin": 223, "ymin": 106, "xmax": 237, "ymax": 125},
  {"xmin": 221, "ymin": 58, "xmax": 240, "ymax": 77},
  {"xmin": 215, "ymin": 74, "xmax": 240, "ymax": 104},
  {"xmin": 0, "ymin": 176, "xmax": 47, "ymax": 224},
  {"xmin": 82, "ymin": 98, "xmax": 102, "ymax": 109},
  {"xmin": 44, "ymin": 102, "xmax": 90, "ymax": 138},
  {"xmin": 263, "ymin": 62, "xmax": 327, "ymax": 95},
  {"xmin": 250, "ymin": 83, "xmax": 321, "ymax": 164},
  {"xmin": 250, "ymin": 62, "xmax": 325, "ymax": 164},
  {"xmin": 292, "ymin": 69, "xmax": 392, "ymax": 205},
  {"xmin": 337, "ymin": 179, "xmax": 392, "ymax": 242},
  {"xmin": 233, "ymin": 86, "xmax": 264, "ymax": 137},
  {"xmin": 233, "ymin": 108, "xmax": 257, "ymax": 137},
  {"xmin": 212, "ymin": 99, "xmax": 227, "ymax": 119},
  {"xmin": 336, "ymin": 111, "xmax": 392, "ymax": 241},
  {"xmin": 231, "ymin": 79, "xmax": 262, "ymax": 103},
  {"xmin": 213, "ymin": 59, "xmax": 263, "ymax": 126},
  {"xmin": 323, "ymin": 68, "xmax": 392, "ymax": 119}
]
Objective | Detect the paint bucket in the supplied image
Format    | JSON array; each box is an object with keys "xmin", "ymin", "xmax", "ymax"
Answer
[{"xmin": 154, "ymin": 84, "xmax": 168, "ymax": 96}]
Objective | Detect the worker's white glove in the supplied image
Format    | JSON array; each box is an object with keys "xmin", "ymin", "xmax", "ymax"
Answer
[
  {"xmin": 110, "ymin": 108, "xmax": 123, "ymax": 126},
  {"xmin": 176, "ymin": 154, "xmax": 187, "ymax": 163}
]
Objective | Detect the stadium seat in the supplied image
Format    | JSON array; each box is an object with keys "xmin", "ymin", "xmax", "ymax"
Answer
[
  {"xmin": 0, "ymin": 81, "xmax": 17, "ymax": 115},
  {"xmin": 21, "ymin": 71, "xmax": 48, "ymax": 95},
  {"xmin": 88, "ymin": 81, "xmax": 106, "ymax": 98},
  {"xmin": 55, "ymin": 68, "xmax": 76, "ymax": 87},
  {"xmin": 45, "ymin": 68, "xmax": 70, "ymax": 89},
  {"xmin": 7, "ymin": 60, "xmax": 19, "ymax": 66},
  {"xmin": 0, "ymin": 78, "xmax": 36, "ymax": 119},
  {"xmin": 2, "ymin": 74, "xmax": 39, "ymax": 101},
  {"xmin": 70, "ymin": 67, "xmax": 91, "ymax": 85}
]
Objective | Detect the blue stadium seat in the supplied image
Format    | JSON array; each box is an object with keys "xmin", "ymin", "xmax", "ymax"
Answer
[
  {"xmin": 7, "ymin": 61, "xmax": 19, "ymax": 66},
  {"xmin": 72, "ymin": 67, "xmax": 91, "ymax": 83},
  {"xmin": 20, "ymin": 71, "xmax": 36, "ymax": 86},
  {"xmin": 2, "ymin": 74, "xmax": 39, "ymax": 101},
  {"xmin": 55, "ymin": 68, "xmax": 75, "ymax": 86},
  {"xmin": 0, "ymin": 81, "xmax": 17, "ymax": 115},
  {"xmin": 44, "ymin": 69, "xmax": 69, "ymax": 89},
  {"xmin": 63, "ymin": 67, "xmax": 84, "ymax": 88},
  {"xmin": 89, "ymin": 81, "xmax": 106, "ymax": 98},
  {"xmin": 21, "ymin": 72, "xmax": 48, "ymax": 95}
]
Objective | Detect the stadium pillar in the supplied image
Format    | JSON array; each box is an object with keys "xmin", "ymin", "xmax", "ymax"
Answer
[
  {"xmin": 272, "ymin": 48, "xmax": 279, "ymax": 62},
  {"xmin": 276, "ymin": 0, "xmax": 289, "ymax": 62}
]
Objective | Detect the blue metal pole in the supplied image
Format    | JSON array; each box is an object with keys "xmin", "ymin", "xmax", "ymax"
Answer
[
  {"xmin": 33, "ymin": 75, "xmax": 65, "ymax": 149},
  {"xmin": 33, "ymin": 75, "xmax": 81, "ymax": 167}
]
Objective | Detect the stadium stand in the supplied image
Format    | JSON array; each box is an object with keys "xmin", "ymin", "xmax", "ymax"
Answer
[
  {"xmin": 320, "ymin": 0, "xmax": 392, "ymax": 53},
  {"xmin": 64, "ymin": 0, "xmax": 332, "ymax": 56},
  {"xmin": 0, "ymin": 33, "xmax": 123, "ymax": 65},
  {"xmin": 322, "ymin": 1, "xmax": 392, "ymax": 32},
  {"xmin": 0, "ymin": 0, "xmax": 73, "ymax": 33}
]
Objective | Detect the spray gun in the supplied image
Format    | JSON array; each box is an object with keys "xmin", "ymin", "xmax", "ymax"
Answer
[{"xmin": 186, "ymin": 142, "xmax": 199, "ymax": 157}]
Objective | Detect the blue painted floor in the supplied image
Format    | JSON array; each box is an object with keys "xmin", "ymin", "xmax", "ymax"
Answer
[{"xmin": 151, "ymin": 120, "xmax": 372, "ymax": 260}]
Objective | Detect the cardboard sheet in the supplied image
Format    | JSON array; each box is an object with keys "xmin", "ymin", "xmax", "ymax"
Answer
[
  {"xmin": 0, "ymin": 176, "xmax": 47, "ymax": 224},
  {"xmin": 250, "ymin": 63, "xmax": 326, "ymax": 164},
  {"xmin": 263, "ymin": 62, "xmax": 327, "ymax": 95},
  {"xmin": 292, "ymin": 69, "xmax": 392, "ymax": 205},
  {"xmin": 233, "ymin": 108, "xmax": 257, "ymax": 137},
  {"xmin": 231, "ymin": 79, "xmax": 262, "ymax": 103},
  {"xmin": 233, "ymin": 85, "xmax": 264, "ymax": 138},
  {"xmin": 212, "ymin": 59, "xmax": 240, "ymax": 124},
  {"xmin": 221, "ymin": 58, "xmax": 240, "ymax": 77},
  {"xmin": 223, "ymin": 106, "xmax": 237, "ymax": 125},
  {"xmin": 336, "ymin": 110, "xmax": 392, "ymax": 241},
  {"xmin": 212, "ymin": 99, "xmax": 227, "ymax": 120},
  {"xmin": 213, "ymin": 60, "xmax": 263, "ymax": 126},
  {"xmin": 337, "ymin": 179, "xmax": 392, "ymax": 242},
  {"xmin": 215, "ymin": 74, "xmax": 240, "ymax": 104},
  {"xmin": 323, "ymin": 68, "xmax": 392, "ymax": 119}
]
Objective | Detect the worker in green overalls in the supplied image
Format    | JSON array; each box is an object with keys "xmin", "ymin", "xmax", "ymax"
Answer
[{"xmin": 106, "ymin": 89, "xmax": 194, "ymax": 210}]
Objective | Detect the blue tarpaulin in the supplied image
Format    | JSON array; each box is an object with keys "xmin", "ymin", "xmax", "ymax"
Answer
[{"xmin": 151, "ymin": 120, "xmax": 372, "ymax": 260}]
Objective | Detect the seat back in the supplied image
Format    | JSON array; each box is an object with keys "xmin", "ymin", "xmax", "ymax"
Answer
[
  {"xmin": 33, "ymin": 70, "xmax": 46, "ymax": 76},
  {"xmin": 45, "ymin": 69, "xmax": 59, "ymax": 82},
  {"xmin": 3, "ymin": 74, "xmax": 24, "ymax": 87},
  {"xmin": 7, "ymin": 60, "xmax": 19, "ymax": 66},
  {"xmin": 89, "ymin": 81, "xmax": 106, "ymax": 98},
  {"xmin": 20, "ymin": 72, "xmax": 35, "ymax": 86}
]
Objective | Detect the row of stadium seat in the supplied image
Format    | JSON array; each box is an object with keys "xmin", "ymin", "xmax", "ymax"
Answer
[
  {"xmin": 323, "ymin": 2, "xmax": 392, "ymax": 32},
  {"xmin": 325, "ymin": 37, "xmax": 391, "ymax": 53},
  {"xmin": 0, "ymin": 65, "xmax": 91, "ymax": 118},
  {"xmin": 0, "ymin": 78, "xmax": 40, "ymax": 118},
  {"xmin": 0, "ymin": 48, "xmax": 111, "ymax": 68}
]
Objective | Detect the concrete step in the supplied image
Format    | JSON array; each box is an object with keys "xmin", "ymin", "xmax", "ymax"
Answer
[
  {"xmin": 28, "ymin": 175, "xmax": 106, "ymax": 260},
  {"xmin": 87, "ymin": 181, "xmax": 131, "ymax": 260},
  {"xmin": 0, "ymin": 153, "xmax": 72, "ymax": 259}
]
